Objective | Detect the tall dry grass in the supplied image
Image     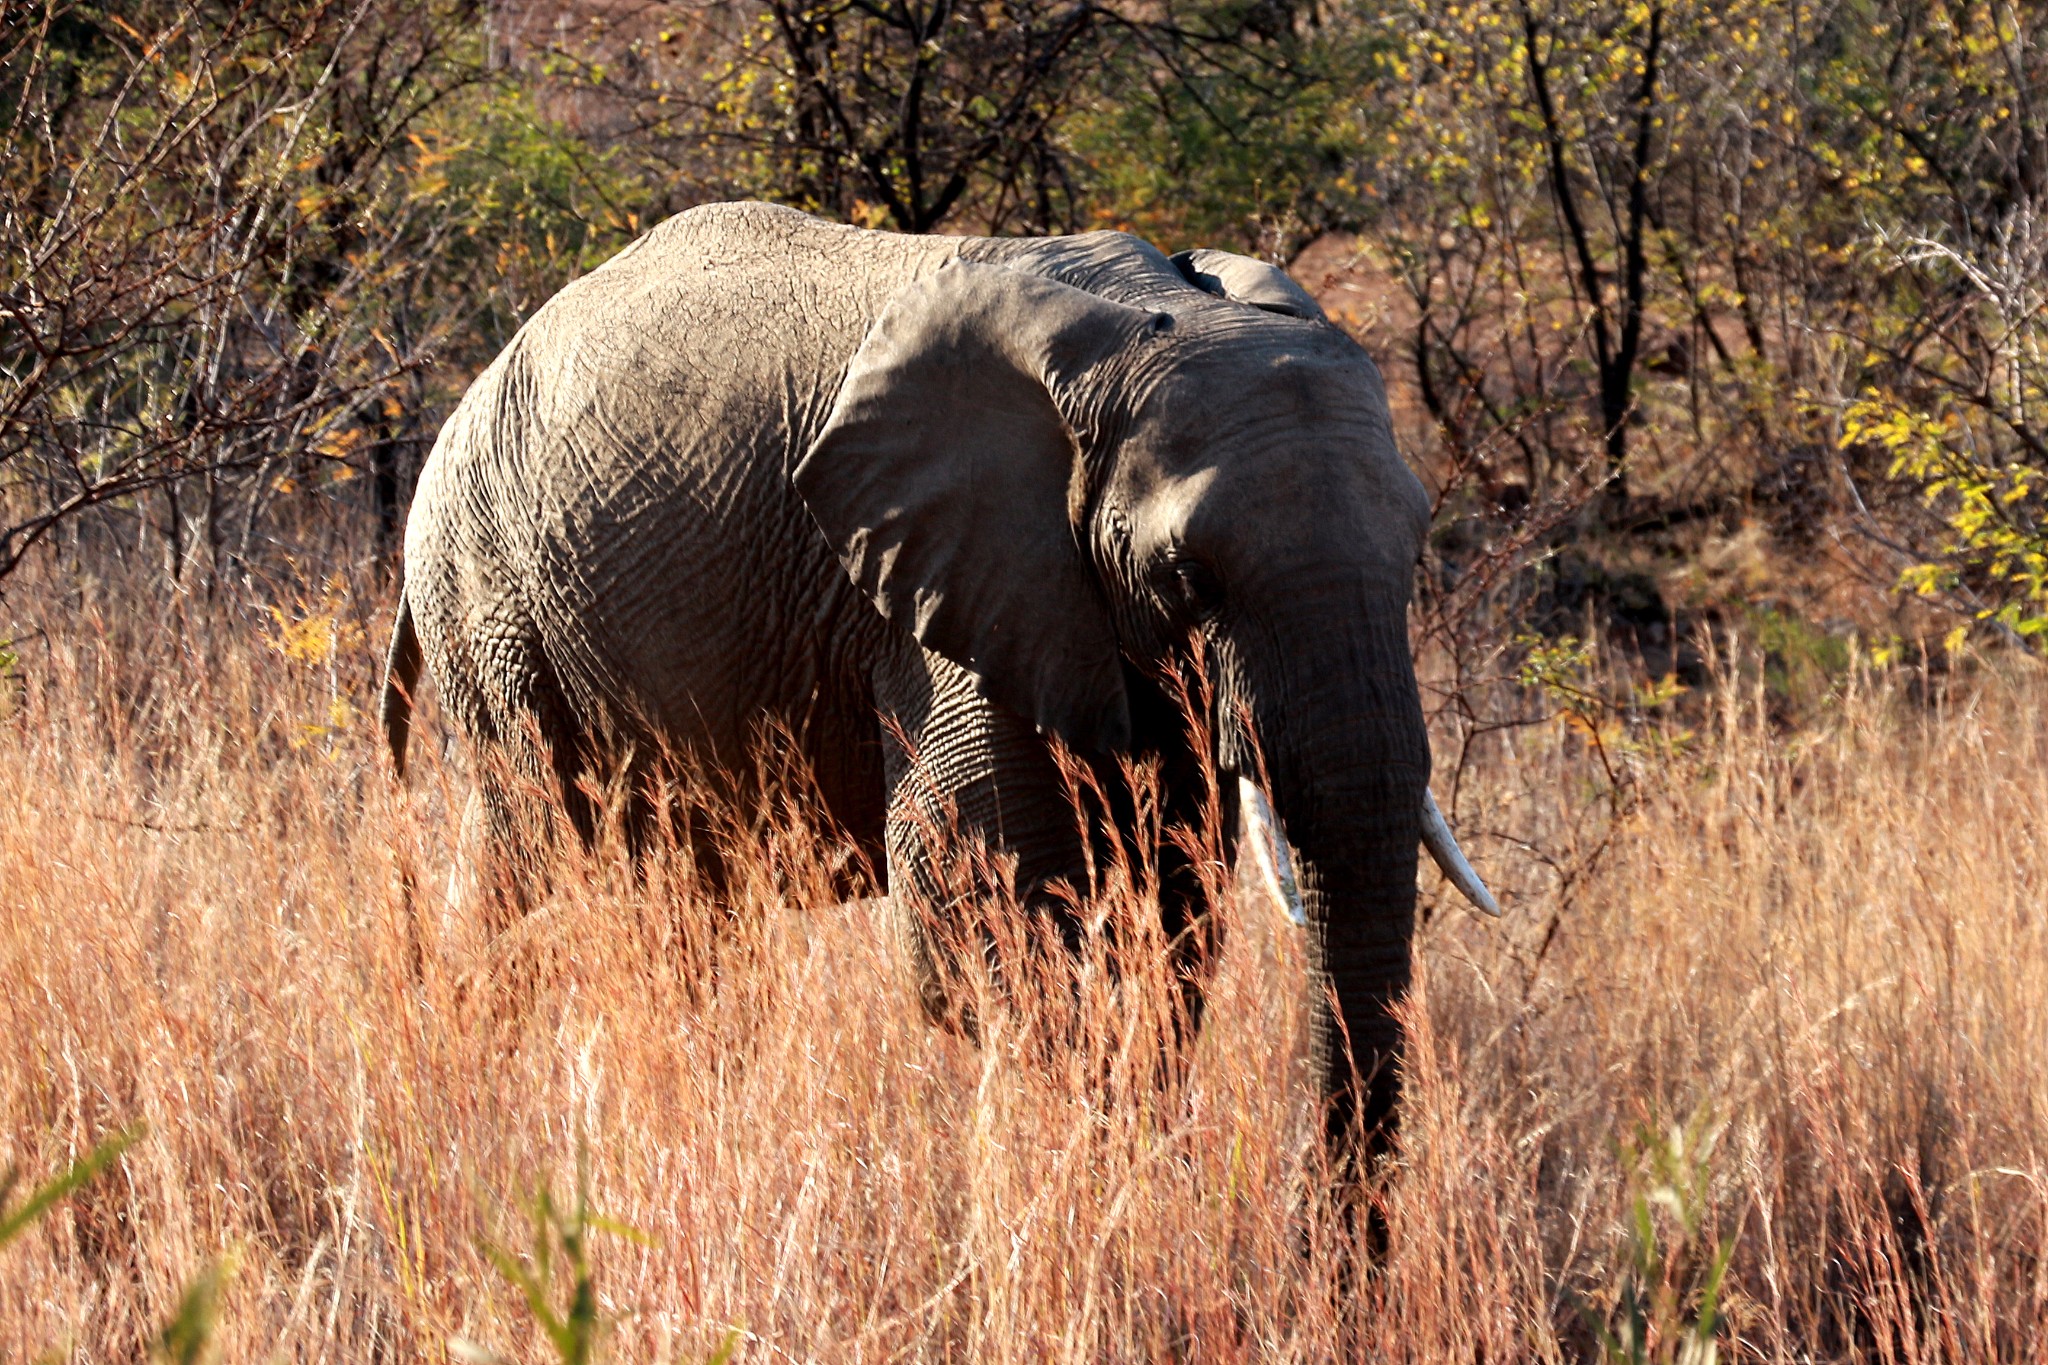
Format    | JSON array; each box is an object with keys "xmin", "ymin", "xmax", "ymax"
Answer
[{"xmin": 2, "ymin": 570, "xmax": 2045, "ymax": 1361}]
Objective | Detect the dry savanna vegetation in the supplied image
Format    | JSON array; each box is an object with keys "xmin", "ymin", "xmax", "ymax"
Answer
[
  {"xmin": 6, "ymin": 0, "xmax": 2048, "ymax": 1359},
  {"xmin": 2, "ymin": 559, "xmax": 2045, "ymax": 1360}
]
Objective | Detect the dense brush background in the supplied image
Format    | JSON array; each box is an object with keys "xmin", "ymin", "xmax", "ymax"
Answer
[{"xmin": 3, "ymin": 1, "xmax": 2047, "ymax": 1359}]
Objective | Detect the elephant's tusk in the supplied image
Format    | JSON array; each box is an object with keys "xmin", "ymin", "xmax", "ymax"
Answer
[
  {"xmin": 1421, "ymin": 788, "xmax": 1501, "ymax": 917},
  {"xmin": 1237, "ymin": 776, "xmax": 1308, "ymax": 928}
]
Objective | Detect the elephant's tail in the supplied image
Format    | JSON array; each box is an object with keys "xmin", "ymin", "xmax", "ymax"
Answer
[{"xmin": 380, "ymin": 588, "xmax": 424, "ymax": 780}]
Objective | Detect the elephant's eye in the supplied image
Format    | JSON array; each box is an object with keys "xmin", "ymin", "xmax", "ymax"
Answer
[{"xmin": 1154, "ymin": 557, "xmax": 1225, "ymax": 621}]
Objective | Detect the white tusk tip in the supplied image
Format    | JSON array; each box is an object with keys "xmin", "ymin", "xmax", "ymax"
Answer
[
  {"xmin": 1237, "ymin": 775, "xmax": 1308, "ymax": 928},
  {"xmin": 1420, "ymin": 788, "xmax": 1502, "ymax": 917}
]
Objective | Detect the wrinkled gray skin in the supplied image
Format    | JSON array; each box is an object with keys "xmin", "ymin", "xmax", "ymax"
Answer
[{"xmin": 382, "ymin": 202, "xmax": 1433, "ymax": 1148}]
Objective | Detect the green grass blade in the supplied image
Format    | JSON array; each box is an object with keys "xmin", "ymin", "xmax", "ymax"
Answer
[
  {"xmin": 153, "ymin": 1258, "xmax": 227, "ymax": 1365},
  {"xmin": 0, "ymin": 1124, "xmax": 145, "ymax": 1250},
  {"xmin": 484, "ymin": 1241, "xmax": 567, "ymax": 1340}
]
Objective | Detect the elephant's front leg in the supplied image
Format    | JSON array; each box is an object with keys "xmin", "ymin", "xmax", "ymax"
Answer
[{"xmin": 873, "ymin": 646, "xmax": 1093, "ymax": 1031}]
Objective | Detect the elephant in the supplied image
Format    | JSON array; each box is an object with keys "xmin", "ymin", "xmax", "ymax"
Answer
[{"xmin": 378, "ymin": 201, "xmax": 1497, "ymax": 1154}]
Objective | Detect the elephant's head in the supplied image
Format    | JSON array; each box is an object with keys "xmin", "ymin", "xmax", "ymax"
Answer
[{"xmin": 794, "ymin": 252, "xmax": 1495, "ymax": 1147}]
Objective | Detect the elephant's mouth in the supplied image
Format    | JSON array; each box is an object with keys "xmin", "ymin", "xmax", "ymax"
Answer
[{"xmin": 1237, "ymin": 775, "xmax": 1499, "ymax": 923}]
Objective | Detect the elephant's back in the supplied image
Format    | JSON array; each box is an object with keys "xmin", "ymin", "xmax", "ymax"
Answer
[
  {"xmin": 509, "ymin": 203, "xmax": 958, "ymax": 438},
  {"xmin": 408, "ymin": 203, "xmax": 959, "ymax": 753},
  {"xmin": 483, "ymin": 202, "xmax": 962, "ymax": 481}
]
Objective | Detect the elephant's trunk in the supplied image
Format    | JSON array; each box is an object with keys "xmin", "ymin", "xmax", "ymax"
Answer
[
  {"xmin": 1291, "ymin": 807, "xmax": 1424, "ymax": 1150},
  {"xmin": 1226, "ymin": 585, "xmax": 1431, "ymax": 1156}
]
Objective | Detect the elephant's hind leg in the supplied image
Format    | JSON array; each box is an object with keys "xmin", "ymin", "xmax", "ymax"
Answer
[
  {"xmin": 441, "ymin": 658, "xmax": 612, "ymax": 1019},
  {"xmin": 437, "ymin": 618, "xmax": 611, "ymax": 921},
  {"xmin": 448, "ymin": 769, "xmax": 529, "ymax": 939}
]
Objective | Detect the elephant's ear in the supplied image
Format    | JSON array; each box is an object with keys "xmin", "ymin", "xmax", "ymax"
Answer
[
  {"xmin": 795, "ymin": 262, "xmax": 1164, "ymax": 755},
  {"xmin": 1170, "ymin": 248, "xmax": 1327, "ymax": 321}
]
